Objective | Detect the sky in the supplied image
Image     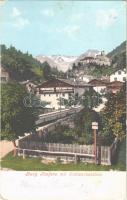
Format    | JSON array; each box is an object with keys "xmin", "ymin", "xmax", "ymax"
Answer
[{"xmin": 0, "ymin": 0, "xmax": 126, "ymax": 56}]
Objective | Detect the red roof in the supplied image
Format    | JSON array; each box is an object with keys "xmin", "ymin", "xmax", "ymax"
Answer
[
  {"xmin": 88, "ymin": 79, "xmax": 108, "ymax": 86},
  {"xmin": 107, "ymin": 81, "xmax": 123, "ymax": 87}
]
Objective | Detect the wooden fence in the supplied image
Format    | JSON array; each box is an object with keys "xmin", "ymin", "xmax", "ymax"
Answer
[
  {"xmin": 110, "ymin": 137, "xmax": 118, "ymax": 163},
  {"xmin": 18, "ymin": 138, "xmax": 117, "ymax": 165},
  {"xmin": 18, "ymin": 141, "xmax": 94, "ymax": 155}
]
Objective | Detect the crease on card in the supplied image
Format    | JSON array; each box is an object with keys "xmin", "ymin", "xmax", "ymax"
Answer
[{"xmin": 0, "ymin": 193, "xmax": 8, "ymax": 200}]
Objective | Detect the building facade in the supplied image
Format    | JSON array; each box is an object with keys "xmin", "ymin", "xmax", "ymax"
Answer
[
  {"xmin": 107, "ymin": 81, "xmax": 124, "ymax": 94},
  {"xmin": 110, "ymin": 69, "xmax": 126, "ymax": 82},
  {"xmin": 36, "ymin": 79, "xmax": 92, "ymax": 110},
  {"xmin": 36, "ymin": 79, "xmax": 74, "ymax": 110},
  {"xmin": 88, "ymin": 79, "xmax": 108, "ymax": 94}
]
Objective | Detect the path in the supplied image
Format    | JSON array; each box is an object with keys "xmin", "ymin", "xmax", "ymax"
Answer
[{"xmin": 0, "ymin": 140, "xmax": 18, "ymax": 159}]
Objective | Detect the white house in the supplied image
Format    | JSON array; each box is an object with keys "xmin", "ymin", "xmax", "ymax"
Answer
[
  {"xmin": 88, "ymin": 79, "xmax": 108, "ymax": 94},
  {"xmin": 36, "ymin": 79, "xmax": 74, "ymax": 110},
  {"xmin": 110, "ymin": 69, "xmax": 126, "ymax": 82},
  {"xmin": 36, "ymin": 79, "xmax": 92, "ymax": 110}
]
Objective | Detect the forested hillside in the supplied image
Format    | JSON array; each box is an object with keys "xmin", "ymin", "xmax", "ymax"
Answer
[
  {"xmin": 108, "ymin": 41, "xmax": 126, "ymax": 58},
  {"xmin": 107, "ymin": 41, "xmax": 126, "ymax": 71},
  {"xmin": 1, "ymin": 45, "xmax": 44, "ymax": 82},
  {"xmin": 88, "ymin": 41, "xmax": 126, "ymax": 77},
  {"xmin": 1, "ymin": 45, "xmax": 65, "ymax": 82}
]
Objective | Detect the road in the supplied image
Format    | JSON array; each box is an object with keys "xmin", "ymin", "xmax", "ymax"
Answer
[{"xmin": 0, "ymin": 140, "xmax": 18, "ymax": 159}]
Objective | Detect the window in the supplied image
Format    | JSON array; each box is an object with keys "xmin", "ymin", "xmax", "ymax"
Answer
[
  {"xmin": 114, "ymin": 77, "xmax": 117, "ymax": 81},
  {"xmin": 118, "ymin": 71, "xmax": 121, "ymax": 75},
  {"xmin": 123, "ymin": 77, "xmax": 126, "ymax": 81}
]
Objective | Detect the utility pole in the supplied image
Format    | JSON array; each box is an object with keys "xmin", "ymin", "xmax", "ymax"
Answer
[{"xmin": 92, "ymin": 122, "xmax": 98, "ymax": 164}]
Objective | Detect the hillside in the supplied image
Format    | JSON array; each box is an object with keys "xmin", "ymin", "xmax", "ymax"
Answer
[
  {"xmin": 108, "ymin": 41, "xmax": 126, "ymax": 58},
  {"xmin": 1, "ymin": 45, "xmax": 43, "ymax": 82},
  {"xmin": 69, "ymin": 41, "xmax": 126, "ymax": 78},
  {"xmin": 107, "ymin": 41, "xmax": 126, "ymax": 71},
  {"xmin": 1, "ymin": 45, "xmax": 66, "ymax": 82}
]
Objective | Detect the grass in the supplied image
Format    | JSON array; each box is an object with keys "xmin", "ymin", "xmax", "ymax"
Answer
[{"xmin": 1, "ymin": 154, "xmax": 125, "ymax": 171}]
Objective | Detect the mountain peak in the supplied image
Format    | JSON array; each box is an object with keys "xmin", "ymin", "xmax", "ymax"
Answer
[{"xmin": 35, "ymin": 55, "xmax": 77, "ymax": 72}]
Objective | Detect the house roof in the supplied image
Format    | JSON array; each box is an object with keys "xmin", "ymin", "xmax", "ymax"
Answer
[
  {"xmin": 107, "ymin": 81, "xmax": 123, "ymax": 87},
  {"xmin": 36, "ymin": 78, "xmax": 92, "ymax": 88},
  {"xmin": 88, "ymin": 79, "xmax": 108, "ymax": 86},
  {"xmin": 109, "ymin": 69, "xmax": 126, "ymax": 76},
  {"xmin": 80, "ymin": 56, "xmax": 94, "ymax": 61},
  {"xmin": 36, "ymin": 78, "xmax": 74, "ymax": 88}
]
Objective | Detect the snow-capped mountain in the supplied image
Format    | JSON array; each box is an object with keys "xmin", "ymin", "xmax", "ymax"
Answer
[
  {"xmin": 35, "ymin": 55, "xmax": 77, "ymax": 72},
  {"xmin": 35, "ymin": 50, "xmax": 105, "ymax": 72}
]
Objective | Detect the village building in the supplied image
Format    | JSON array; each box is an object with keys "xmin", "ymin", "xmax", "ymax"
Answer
[
  {"xmin": 110, "ymin": 69, "xmax": 126, "ymax": 82},
  {"xmin": 107, "ymin": 81, "xmax": 124, "ymax": 94},
  {"xmin": 88, "ymin": 79, "xmax": 108, "ymax": 94},
  {"xmin": 0, "ymin": 67, "xmax": 10, "ymax": 83},
  {"xmin": 89, "ymin": 79, "xmax": 123, "ymax": 94},
  {"xmin": 36, "ymin": 78, "xmax": 92, "ymax": 110}
]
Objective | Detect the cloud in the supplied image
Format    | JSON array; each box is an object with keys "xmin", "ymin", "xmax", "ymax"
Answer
[
  {"xmin": 41, "ymin": 9, "xmax": 55, "ymax": 17},
  {"xmin": 12, "ymin": 7, "xmax": 21, "ymax": 17},
  {"xmin": 56, "ymin": 25, "xmax": 80, "ymax": 38},
  {"xmin": 13, "ymin": 17, "xmax": 30, "ymax": 30},
  {"xmin": 70, "ymin": 13, "xmax": 85, "ymax": 21},
  {"xmin": 11, "ymin": 7, "xmax": 30, "ymax": 30},
  {"xmin": 96, "ymin": 9, "xmax": 118, "ymax": 29}
]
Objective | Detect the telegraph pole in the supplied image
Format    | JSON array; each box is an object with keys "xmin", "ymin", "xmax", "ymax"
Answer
[{"xmin": 92, "ymin": 122, "xmax": 98, "ymax": 164}]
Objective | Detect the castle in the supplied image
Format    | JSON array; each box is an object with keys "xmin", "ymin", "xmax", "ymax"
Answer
[{"xmin": 78, "ymin": 51, "xmax": 111, "ymax": 67}]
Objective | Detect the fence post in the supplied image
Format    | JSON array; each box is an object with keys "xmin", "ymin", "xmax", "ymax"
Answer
[
  {"xmin": 108, "ymin": 147, "xmax": 111, "ymax": 165},
  {"xmin": 74, "ymin": 154, "xmax": 77, "ymax": 164},
  {"xmin": 23, "ymin": 149, "xmax": 26, "ymax": 159},
  {"xmin": 97, "ymin": 145, "xmax": 101, "ymax": 165}
]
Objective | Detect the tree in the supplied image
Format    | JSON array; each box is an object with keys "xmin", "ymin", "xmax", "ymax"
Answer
[
  {"xmin": 81, "ymin": 88, "xmax": 102, "ymax": 109},
  {"xmin": 57, "ymin": 93, "xmax": 80, "ymax": 108},
  {"xmin": 74, "ymin": 108, "xmax": 100, "ymax": 144},
  {"xmin": 101, "ymin": 83, "xmax": 126, "ymax": 141},
  {"xmin": 42, "ymin": 61, "xmax": 52, "ymax": 80},
  {"xmin": 1, "ymin": 82, "xmax": 37, "ymax": 155}
]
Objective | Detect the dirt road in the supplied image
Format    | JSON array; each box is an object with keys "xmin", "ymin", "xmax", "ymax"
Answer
[{"xmin": 0, "ymin": 140, "xmax": 18, "ymax": 159}]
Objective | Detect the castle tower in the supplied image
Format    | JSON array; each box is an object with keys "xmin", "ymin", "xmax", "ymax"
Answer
[{"xmin": 101, "ymin": 50, "xmax": 105, "ymax": 56}]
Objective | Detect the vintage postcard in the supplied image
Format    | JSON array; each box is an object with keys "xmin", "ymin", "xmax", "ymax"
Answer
[{"xmin": 0, "ymin": 0, "xmax": 126, "ymax": 200}]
